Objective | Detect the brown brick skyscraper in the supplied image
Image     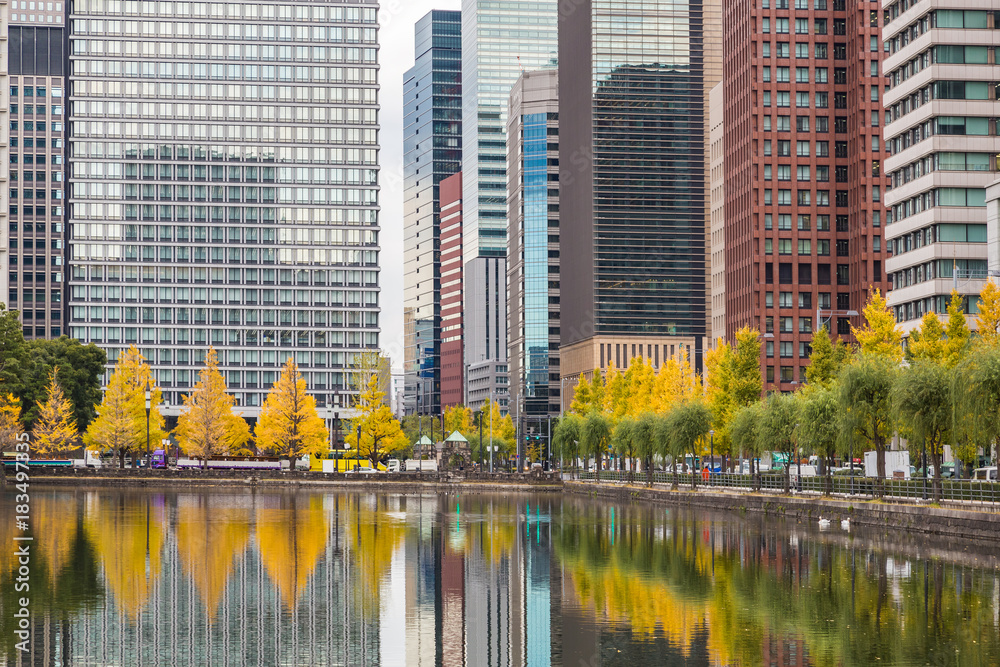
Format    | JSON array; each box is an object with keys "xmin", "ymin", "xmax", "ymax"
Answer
[{"xmin": 723, "ymin": 0, "xmax": 890, "ymax": 390}]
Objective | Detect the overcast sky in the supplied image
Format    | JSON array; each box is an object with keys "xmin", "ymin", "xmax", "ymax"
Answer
[{"xmin": 379, "ymin": 0, "xmax": 462, "ymax": 370}]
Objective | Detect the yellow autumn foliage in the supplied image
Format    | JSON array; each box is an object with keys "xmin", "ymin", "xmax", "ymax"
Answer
[{"xmin": 256, "ymin": 495, "xmax": 328, "ymax": 609}]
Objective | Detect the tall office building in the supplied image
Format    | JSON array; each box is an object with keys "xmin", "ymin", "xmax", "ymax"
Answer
[
  {"xmin": 0, "ymin": 2, "xmax": 10, "ymax": 311},
  {"xmin": 507, "ymin": 68, "xmax": 560, "ymax": 419},
  {"xmin": 461, "ymin": 0, "xmax": 558, "ymax": 406},
  {"xmin": 559, "ymin": 0, "xmax": 721, "ymax": 390},
  {"xmin": 724, "ymin": 0, "xmax": 890, "ymax": 389},
  {"xmin": 439, "ymin": 172, "xmax": 465, "ymax": 409},
  {"xmin": 403, "ymin": 10, "xmax": 462, "ymax": 417},
  {"xmin": 6, "ymin": 10, "xmax": 60, "ymax": 338},
  {"xmin": 465, "ymin": 256, "xmax": 508, "ymax": 412},
  {"xmin": 882, "ymin": 1, "xmax": 1000, "ymax": 328},
  {"xmin": 67, "ymin": 0, "xmax": 381, "ymax": 417},
  {"xmin": 709, "ymin": 82, "xmax": 726, "ymax": 343}
]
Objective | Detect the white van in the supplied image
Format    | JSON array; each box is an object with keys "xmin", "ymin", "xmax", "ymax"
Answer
[{"xmin": 972, "ymin": 466, "xmax": 997, "ymax": 481}]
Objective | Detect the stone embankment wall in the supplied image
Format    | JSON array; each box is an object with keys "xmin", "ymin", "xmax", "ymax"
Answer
[
  {"xmin": 20, "ymin": 467, "xmax": 562, "ymax": 494},
  {"xmin": 563, "ymin": 481, "xmax": 1000, "ymax": 542}
]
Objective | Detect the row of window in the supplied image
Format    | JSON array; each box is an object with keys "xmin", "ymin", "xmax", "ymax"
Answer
[
  {"xmin": 764, "ymin": 315, "xmax": 815, "ymax": 335},
  {"xmin": 8, "ymin": 239, "xmax": 62, "ymax": 250},
  {"xmin": 890, "ymin": 259, "xmax": 988, "ymax": 291},
  {"xmin": 11, "ymin": 171, "xmax": 63, "ymax": 183},
  {"xmin": 9, "ymin": 121, "xmax": 63, "ymax": 133},
  {"xmin": 763, "ymin": 187, "xmax": 881, "ymax": 206},
  {"xmin": 9, "ymin": 189, "xmax": 64, "ymax": 201},
  {"xmin": 889, "ymin": 81, "xmax": 999, "ymax": 127},
  {"xmin": 71, "ymin": 306, "xmax": 377, "ymax": 327},
  {"xmin": 71, "ymin": 80, "xmax": 378, "ymax": 106},
  {"xmin": 10, "ymin": 105, "xmax": 63, "ymax": 116},
  {"xmin": 8, "ymin": 289, "xmax": 61, "ymax": 303},
  {"xmin": 69, "ymin": 326, "xmax": 379, "ymax": 350},
  {"xmin": 75, "ymin": 1, "xmax": 376, "ymax": 23},
  {"xmin": 765, "ymin": 238, "xmax": 878, "ymax": 256},
  {"xmin": 893, "ymin": 293, "xmax": 981, "ymax": 325},
  {"xmin": 764, "ymin": 290, "xmax": 846, "ymax": 310},
  {"xmin": 70, "ymin": 243, "xmax": 379, "ymax": 268},
  {"xmin": 766, "ymin": 341, "xmax": 814, "ymax": 360},
  {"xmin": 8, "ymin": 255, "xmax": 62, "ymax": 267},
  {"xmin": 763, "ymin": 262, "xmax": 874, "ymax": 287},
  {"xmin": 891, "ymin": 152, "xmax": 995, "ymax": 191},
  {"xmin": 10, "ymin": 144, "xmax": 64, "ymax": 156},
  {"xmin": 889, "ymin": 224, "xmax": 988, "ymax": 257},
  {"xmin": 761, "ymin": 17, "xmax": 832, "ymax": 36},
  {"xmin": 887, "ymin": 117, "xmax": 996, "ymax": 163},
  {"xmin": 760, "ymin": 0, "xmax": 831, "ymax": 10},
  {"xmin": 9, "ymin": 86, "xmax": 61, "ymax": 98},
  {"xmin": 72, "ymin": 120, "xmax": 378, "ymax": 147},
  {"xmin": 74, "ymin": 39, "xmax": 377, "ymax": 62},
  {"xmin": 71, "ymin": 264, "xmax": 374, "ymax": 285},
  {"xmin": 72, "ymin": 60, "xmax": 378, "ymax": 82},
  {"xmin": 7, "ymin": 272, "xmax": 62, "ymax": 285},
  {"xmin": 75, "ymin": 224, "xmax": 375, "ymax": 246},
  {"xmin": 888, "ymin": 188, "xmax": 987, "ymax": 225},
  {"xmin": 71, "ymin": 283, "xmax": 378, "ymax": 304},
  {"xmin": 10, "ymin": 206, "xmax": 64, "ymax": 218},
  {"xmin": 886, "ymin": 9, "xmax": 998, "ymax": 52}
]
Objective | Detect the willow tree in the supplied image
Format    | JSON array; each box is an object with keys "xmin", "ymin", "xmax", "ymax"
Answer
[
  {"xmin": 838, "ymin": 353, "xmax": 896, "ymax": 495},
  {"xmin": 795, "ymin": 387, "xmax": 839, "ymax": 494},
  {"xmin": 581, "ymin": 412, "xmax": 611, "ymax": 474},
  {"xmin": 666, "ymin": 400, "xmax": 711, "ymax": 490},
  {"xmin": 612, "ymin": 417, "xmax": 638, "ymax": 481},
  {"xmin": 634, "ymin": 412, "xmax": 659, "ymax": 486},
  {"xmin": 757, "ymin": 393, "xmax": 798, "ymax": 493},
  {"xmin": 892, "ymin": 360, "xmax": 952, "ymax": 503},
  {"xmin": 730, "ymin": 402, "xmax": 763, "ymax": 489},
  {"xmin": 553, "ymin": 413, "xmax": 582, "ymax": 477}
]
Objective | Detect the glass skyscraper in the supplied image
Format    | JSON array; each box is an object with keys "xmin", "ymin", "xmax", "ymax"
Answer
[
  {"xmin": 507, "ymin": 69, "xmax": 560, "ymax": 419},
  {"xmin": 67, "ymin": 0, "xmax": 381, "ymax": 417},
  {"xmin": 460, "ymin": 0, "xmax": 557, "ymax": 265},
  {"xmin": 559, "ymin": 0, "xmax": 720, "ymax": 387},
  {"xmin": 403, "ymin": 9, "xmax": 462, "ymax": 418}
]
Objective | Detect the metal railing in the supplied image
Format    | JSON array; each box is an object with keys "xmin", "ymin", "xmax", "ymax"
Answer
[{"xmin": 576, "ymin": 470, "xmax": 1000, "ymax": 507}]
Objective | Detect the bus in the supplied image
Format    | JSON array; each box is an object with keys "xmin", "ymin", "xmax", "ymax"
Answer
[
  {"xmin": 2, "ymin": 453, "xmax": 74, "ymax": 469},
  {"xmin": 310, "ymin": 451, "xmax": 387, "ymax": 473}
]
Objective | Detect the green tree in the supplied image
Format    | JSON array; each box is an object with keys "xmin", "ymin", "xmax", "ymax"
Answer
[
  {"xmin": 552, "ymin": 414, "xmax": 582, "ymax": 477},
  {"xmin": 852, "ymin": 288, "xmax": 903, "ymax": 362},
  {"xmin": 955, "ymin": 346, "xmax": 1000, "ymax": 462},
  {"xmin": 634, "ymin": 412, "xmax": 659, "ymax": 486},
  {"xmin": 795, "ymin": 387, "xmax": 839, "ymax": 494},
  {"xmin": 805, "ymin": 326, "xmax": 848, "ymax": 387},
  {"xmin": 892, "ymin": 361, "xmax": 952, "ymax": 502},
  {"xmin": 757, "ymin": 393, "xmax": 798, "ymax": 493},
  {"xmin": 581, "ymin": 412, "xmax": 612, "ymax": 473},
  {"xmin": 18, "ymin": 337, "xmax": 107, "ymax": 431},
  {"xmin": 838, "ymin": 354, "xmax": 896, "ymax": 496},
  {"xmin": 666, "ymin": 400, "xmax": 711, "ymax": 490},
  {"xmin": 0, "ymin": 305, "xmax": 30, "ymax": 392},
  {"xmin": 730, "ymin": 327, "xmax": 763, "ymax": 406},
  {"xmin": 256, "ymin": 358, "xmax": 328, "ymax": 470},
  {"xmin": 611, "ymin": 417, "xmax": 638, "ymax": 482},
  {"xmin": 730, "ymin": 402, "xmax": 763, "ymax": 488}
]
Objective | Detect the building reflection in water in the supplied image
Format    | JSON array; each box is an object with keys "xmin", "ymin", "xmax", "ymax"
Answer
[{"xmin": 3, "ymin": 490, "xmax": 1000, "ymax": 666}]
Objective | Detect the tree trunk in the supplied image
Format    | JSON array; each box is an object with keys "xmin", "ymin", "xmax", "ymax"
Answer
[
  {"xmin": 784, "ymin": 462, "xmax": 790, "ymax": 494},
  {"xmin": 825, "ymin": 455, "xmax": 833, "ymax": 496},
  {"xmin": 646, "ymin": 455, "xmax": 653, "ymax": 487},
  {"xmin": 672, "ymin": 459, "xmax": 679, "ymax": 490},
  {"xmin": 119, "ymin": 448, "xmax": 125, "ymax": 469},
  {"xmin": 289, "ymin": 455, "xmax": 296, "ymax": 472},
  {"xmin": 875, "ymin": 431, "xmax": 886, "ymax": 499},
  {"xmin": 931, "ymin": 447, "xmax": 942, "ymax": 503},
  {"xmin": 691, "ymin": 452, "xmax": 698, "ymax": 490}
]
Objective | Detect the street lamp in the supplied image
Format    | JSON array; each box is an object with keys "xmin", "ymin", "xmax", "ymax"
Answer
[
  {"xmin": 144, "ymin": 387, "xmax": 151, "ymax": 469},
  {"xmin": 709, "ymin": 429, "xmax": 714, "ymax": 478}
]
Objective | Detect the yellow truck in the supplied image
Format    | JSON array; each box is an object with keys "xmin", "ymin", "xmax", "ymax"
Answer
[{"xmin": 309, "ymin": 452, "xmax": 387, "ymax": 473}]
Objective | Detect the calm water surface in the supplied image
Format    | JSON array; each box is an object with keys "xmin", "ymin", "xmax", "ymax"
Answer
[{"xmin": 1, "ymin": 488, "xmax": 998, "ymax": 666}]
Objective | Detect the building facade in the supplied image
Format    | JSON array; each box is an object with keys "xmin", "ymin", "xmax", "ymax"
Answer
[
  {"xmin": 709, "ymin": 81, "xmax": 726, "ymax": 343},
  {"xmin": 439, "ymin": 171, "xmax": 464, "ymax": 409},
  {"xmin": 723, "ymin": 0, "xmax": 891, "ymax": 389},
  {"xmin": 464, "ymin": 256, "xmax": 508, "ymax": 412},
  {"xmin": 460, "ymin": 0, "xmax": 558, "ymax": 409},
  {"xmin": 882, "ymin": 0, "xmax": 1000, "ymax": 329},
  {"xmin": 0, "ymin": 3, "xmax": 10, "ymax": 312},
  {"xmin": 507, "ymin": 68, "xmax": 560, "ymax": 419},
  {"xmin": 7, "ymin": 11, "xmax": 64, "ymax": 339},
  {"xmin": 402, "ymin": 9, "xmax": 462, "ymax": 417},
  {"xmin": 67, "ymin": 0, "xmax": 381, "ymax": 417},
  {"xmin": 559, "ymin": 0, "xmax": 721, "ymax": 391}
]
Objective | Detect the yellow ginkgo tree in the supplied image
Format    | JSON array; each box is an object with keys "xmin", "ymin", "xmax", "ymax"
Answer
[
  {"xmin": 977, "ymin": 279, "xmax": 1000, "ymax": 346},
  {"xmin": 255, "ymin": 358, "xmax": 328, "ymax": 470},
  {"xmin": 32, "ymin": 369, "xmax": 78, "ymax": 456},
  {"xmin": 174, "ymin": 348, "xmax": 251, "ymax": 467},
  {"xmin": 0, "ymin": 393, "xmax": 24, "ymax": 454},
  {"xmin": 346, "ymin": 372, "xmax": 408, "ymax": 465},
  {"xmin": 84, "ymin": 346, "xmax": 165, "ymax": 468},
  {"xmin": 852, "ymin": 288, "xmax": 903, "ymax": 363}
]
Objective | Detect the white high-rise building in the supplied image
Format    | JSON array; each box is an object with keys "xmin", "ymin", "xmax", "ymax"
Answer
[
  {"xmin": 882, "ymin": 0, "xmax": 1000, "ymax": 329},
  {"xmin": 67, "ymin": 0, "xmax": 381, "ymax": 417}
]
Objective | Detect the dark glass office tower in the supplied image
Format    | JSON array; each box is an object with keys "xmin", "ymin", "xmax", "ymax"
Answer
[
  {"xmin": 7, "ymin": 17, "xmax": 67, "ymax": 340},
  {"xmin": 559, "ymin": 0, "xmax": 720, "ymax": 388},
  {"xmin": 403, "ymin": 9, "xmax": 461, "ymax": 417}
]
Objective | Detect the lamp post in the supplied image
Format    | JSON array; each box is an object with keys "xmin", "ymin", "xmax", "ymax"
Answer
[
  {"xmin": 144, "ymin": 388, "xmax": 151, "ymax": 469},
  {"xmin": 709, "ymin": 429, "xmax": 714, "ymax": 479}
]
